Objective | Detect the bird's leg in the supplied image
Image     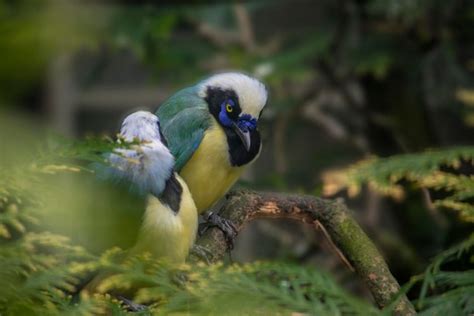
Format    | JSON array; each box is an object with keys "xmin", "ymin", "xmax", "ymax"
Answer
[{"xmin": 199, "ymin": 211, "xmax": 238, "ymax": 250}]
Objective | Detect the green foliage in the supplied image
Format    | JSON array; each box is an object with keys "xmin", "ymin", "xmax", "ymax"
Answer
[
  {"xmin": 0, "ymin": 184, "xmax": 99, "ymax": 315},
  {"xmin": 98, "ymin": 259, "xmax": 380, "ymax": 316},
  {"xmin": 0, "ymin": 185, "xmax": 379, "ymax": 315},
  {"xmin": 0, "ymin": 196, "xmax": 379, "ymax": 315},
  {"xmin": 323, "ymin": 146, "xmax": 474, "ymax": 222},
  {"xmin": 410, "ymin": 234, "xmax": 474, "ymax": 315},
  {"xmin": 1, "ymin": 121, "xmax": 471, "ymax": 315},
  {"xmin": 0, "ymin": 1, "xmax": 108, "ymax": 103},
  {"xmin": 0, "ymin": 136, "xmax": 381, "ymax": 315},
  {"xmin": 0, "ymin": 131, "xmax": 471, "ymax": 315},
  {"xmin": 0, "ymin": 231, "xmax": 380, "ymax": 315}
]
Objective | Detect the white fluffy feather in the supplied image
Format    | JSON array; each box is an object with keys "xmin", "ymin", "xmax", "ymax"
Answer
[
  {"xmin": 198, "ymin": 72, "xmax": 268, "ymax": 118},
  {"xmin": 108, "ymin": 111, "xmax": 174, "ymax": 197},
  {"xmin": 120, "ymin": 111, "xmax": 162, "ymax": 142}
]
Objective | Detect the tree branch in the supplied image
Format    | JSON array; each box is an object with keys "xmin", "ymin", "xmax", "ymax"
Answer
[{"xmin": 193, "ymin": 189, "xmax": 416, "ymax": 316}]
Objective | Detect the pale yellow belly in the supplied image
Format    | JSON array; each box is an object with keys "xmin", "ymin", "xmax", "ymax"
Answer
[
  {"xmin": 86, "ymin": 176, "xmax": 197, "ymax": 293},
  {"xmin": 132, "ymin": 175, "xmax": 198, "ymax": 263},
  {"xmin": 180, "ymin": 123, "xmax": 244, "ymax": 213}
]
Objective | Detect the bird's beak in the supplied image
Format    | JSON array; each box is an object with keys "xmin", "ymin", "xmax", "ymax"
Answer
[{"xmin": 232, "ymin": 122, "xmax": 251, "ymax": 151}]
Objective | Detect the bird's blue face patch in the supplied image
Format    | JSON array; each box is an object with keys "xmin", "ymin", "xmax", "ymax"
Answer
[
  {"xmin": 218, "ymin": 99, "xmax": 257, "ymax": 131},
  {"xmin": 218, "ymin": 99, "xmax": 234, "ymax": 127},
  {"xmin": 237, "ymin": 114, "xmax": 257, "ymax": 132}
]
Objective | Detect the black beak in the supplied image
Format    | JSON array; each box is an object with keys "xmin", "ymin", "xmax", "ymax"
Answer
[{"xmin": 231, "ymin": 122, "xmax": 251, "ymax": 151}]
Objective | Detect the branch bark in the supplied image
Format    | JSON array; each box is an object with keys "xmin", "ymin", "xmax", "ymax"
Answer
[{"xmin": 194, "ymin": 189, "xmax": 416, "ymax": 316}]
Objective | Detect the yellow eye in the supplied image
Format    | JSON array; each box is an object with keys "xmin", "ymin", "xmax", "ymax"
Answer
[{"xmin": 226, "ymin": 104, "xmax": 233, "ymax": 112}]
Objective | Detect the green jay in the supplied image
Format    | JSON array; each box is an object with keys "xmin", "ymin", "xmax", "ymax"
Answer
[
  {"xmin": 85, "ymin": 111, "xmax": 198, "ymax": 296},
  {"xmin": 108, "ymin": 110, "xmax": 198, "ymax": 263},
  {"xmin": 156, "ymin": 73, "xmax": 268, "ymax": 224}
]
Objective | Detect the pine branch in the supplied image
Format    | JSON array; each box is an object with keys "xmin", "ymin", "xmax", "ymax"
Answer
[
  {"xmin": 193, "ymin": 189, "xmax": 416, "ymax": 316},
  {"xmin": 322, "ymin": 146, "xmax": 474, "ymax": 222}
]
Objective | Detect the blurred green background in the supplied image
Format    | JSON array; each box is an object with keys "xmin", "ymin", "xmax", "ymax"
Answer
[{"xmin": 1, "ymin": 0, "xmax": 473, "ymax": 305}]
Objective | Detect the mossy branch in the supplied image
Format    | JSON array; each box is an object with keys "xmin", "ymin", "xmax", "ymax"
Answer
[{"xmin": 194, "ymin": 189, "xmax": 416, "ymax": 316}]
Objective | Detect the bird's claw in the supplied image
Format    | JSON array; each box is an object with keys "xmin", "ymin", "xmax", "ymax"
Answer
[
  {"xmin": 199, "ymin": 212, "xmax": 238, "ymax": 250},
  {"xmin": 116, "ymin": 295, "xmax": 147, "ymax": 312}
]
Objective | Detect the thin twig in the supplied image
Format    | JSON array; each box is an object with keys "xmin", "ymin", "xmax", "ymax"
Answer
[
  {"xmin": 315, "ymin": 220, "xmax": 355, "ymax": 272},
  {"xmin": 421, "ymin": 187, "xmax": 448, "ymax": 228}
]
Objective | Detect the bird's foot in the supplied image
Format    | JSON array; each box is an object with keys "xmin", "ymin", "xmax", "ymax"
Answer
[
  {"xmin": 116, "ymin": 295, "xmax": 147, "ymax": 312},
  {"xmin": 199, "ymin": 212, "xmax": 238, "ymax": 250},
  {"xmin": 190, "ymin": 244, "xmax": 213, "ymax": 264}
]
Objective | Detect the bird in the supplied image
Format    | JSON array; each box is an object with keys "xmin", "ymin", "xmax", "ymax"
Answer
[
  {"xmin": 156, "ymin": 73, "xmax": 268, "ymax": 220},
  {"xmin": 105, "ymin": 110, "xmax": 198, "ymax": 263},
  {"xmin": 81, "ymin": 111, "xmax": 197, "ymax": 307}
]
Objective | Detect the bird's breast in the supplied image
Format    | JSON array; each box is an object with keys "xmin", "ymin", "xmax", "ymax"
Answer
[
  {"xmin": 180, "ymin": 122, "xmax": 244, "ymax": 213},
  {"xmin": 131, "ymin": 175, "xmax": 197, "ymax": 263}
]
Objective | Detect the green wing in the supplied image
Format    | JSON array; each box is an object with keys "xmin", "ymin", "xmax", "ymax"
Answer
[{"xmin": 156, "ymin": 87, "xmax": 211, "ymax": 171}]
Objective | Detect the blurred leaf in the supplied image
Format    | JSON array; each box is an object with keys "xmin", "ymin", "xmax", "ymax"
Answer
[
  {"xmin": 323, "ymin": 147, "xmax": 474, "ymax": 221},
  {"xmin": 0, "ymin": 1, "xmax": 108, "ymax": 103}
]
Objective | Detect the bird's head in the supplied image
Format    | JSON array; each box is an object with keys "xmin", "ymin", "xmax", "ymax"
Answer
[{"xmin": 198, "ymin": 72, "xmax": 268, "ymax": 166}]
